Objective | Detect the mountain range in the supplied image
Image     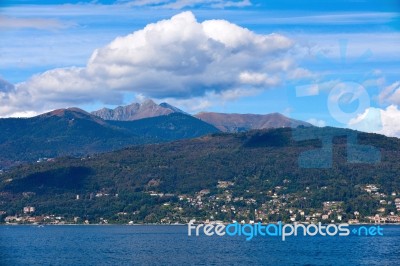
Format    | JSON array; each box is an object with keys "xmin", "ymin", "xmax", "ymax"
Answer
[
  {"xmin": 1, "ymin": 99, "xmax": 400, "ymax": 224},
  {"xmin": 0, "ymin": 100, "xmax": 311, "ymax": 168},
  {"xmin": 1, "ymin": 126, "xmax": 399, "ymax": 223},
  {"xmin": 0, "ymin": 107, "xmax": 218, "ymax": 168},
  {"xmin": 90, "ymin": 100, "xmax": 311, "ymax": 132},
  {"xmin": 194, "ymin": 112, "xmax": 311, "ymax": 132}
]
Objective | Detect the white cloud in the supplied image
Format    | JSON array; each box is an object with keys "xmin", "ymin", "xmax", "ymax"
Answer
[
  {"xmin": 119, "ymin": 0, "xmax": 252, "ymax": 9},
  {"xmin": 147, "ymin": 86, "xmax": 261, "ymax": 113},
  {"xmin": 208, "ymin": 0, "xmax": 251, "ymax": 8},
  {"xmin": 239, "ymin": 71, "xmax": 279, "ymax": 86},
  {"xmin": 218, "ymin": 87, "xmax": 260, "ymax": 101},
  {"xmin": 160, "ymin": 92, "xmax": 215, "ymax": 112},
  {"xmin": 307, "ymin": 118, "xmax": 326, "ymax": 127},
  {"xmin": 6, "ymin": 111, "xmax": 42, "ymax": 118},
  {"xmin": 119, "ymin": 0, "xmax": 168, "ymax": 6},
  {"xmin": 295, "ymin": 84, "xmax": 319, "ymax": 97},
  {"xmin": 378, "ymin": 81, "xmax": 400, "ymax": 105},
  {"xmin": 1, "ymin": 11, "xmax": 301, "ymax": 117},
  {"xmin": 252, "ymin": 12, "xmax": 398, "ymax": 25},
  {"xmin": 288, "ymin": 68, "xmax": 315, "ymax": 80},
  {"xmin": 0, "ymin": 15, "xmax": 74, "ymax": 30},
  {"xmin": 0, "ymin": 78, "xmax": 15, "ymax": 92},
  {"xmin": 295, "ymin": 79, "xmax": 341, "ymax": 98},
  {"xmin": 348, "ymin": 105, "xmax": 400, "ymax": 138}
]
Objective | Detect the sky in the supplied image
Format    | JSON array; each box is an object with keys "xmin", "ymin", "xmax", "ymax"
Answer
[{"xmin": 0, "ymin": 0, "xmax": 400, "ymax": 137}]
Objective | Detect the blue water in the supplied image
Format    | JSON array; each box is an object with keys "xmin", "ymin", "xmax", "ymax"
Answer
[{"xmin": 1, "ymin": 225, "xmax": 399, "ymax": 265}]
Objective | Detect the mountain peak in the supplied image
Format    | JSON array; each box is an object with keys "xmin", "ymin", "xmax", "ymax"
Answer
[
  {"xmin": 91, "ymin": 100, "xmax": 184, "ymax": 121},
  {"xmin": 159, "ymin": 102, "xmax": 187, "ymax": 114},
  {"xmin": 141, "ymin": 99, "xmax": 157, "ymax": 105},
  {"xmin": 194, "ymin": 112, "xmax": 311, "ymax": 132},
  {"xmin": 38, "ymin": 107, "xmax": 107, "ymax": 124},
  {"xmin": 41, "ymin": 108, "xmax": 85, "ymax": 117}
]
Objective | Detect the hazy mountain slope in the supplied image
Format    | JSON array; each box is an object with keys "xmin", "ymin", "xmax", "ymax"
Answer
[{"xmin": 195, "ymin": 112, "xmax": 312, "ymax": 132}]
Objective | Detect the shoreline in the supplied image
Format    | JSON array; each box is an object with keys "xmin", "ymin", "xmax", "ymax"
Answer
[{"xmin": 2, "ymin": 222, "xmax": 400, "ymax": 226}]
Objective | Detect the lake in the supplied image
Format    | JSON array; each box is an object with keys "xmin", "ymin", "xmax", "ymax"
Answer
[{"xmin": 1, "ymin": 225, "xmax": 399, "ymax": 265}]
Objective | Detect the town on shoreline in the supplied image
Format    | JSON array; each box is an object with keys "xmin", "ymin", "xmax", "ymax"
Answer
[{"xmin": 2, "ymin": 183, "xmax": 400, "ymax": 226}]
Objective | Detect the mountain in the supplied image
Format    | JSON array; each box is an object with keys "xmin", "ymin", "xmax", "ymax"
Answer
[
  {"xmin": 0, "ymin": 109, "xmax": 219, "ymax": 168},
  {"xmin": 1, "ymin": 126, "xmax": 399, "ymax": 224},
  {"xmin": 159, "ymin": 102, "xmax": 187, "ymax": 114},
  {"xmin": 91, "ymin": 99, "xmax": 185, "ymax": 121},
  {"xmin": 91, "ymin": 100, "xmax": 312, "ymax": 132},
  {"xmin": 195, "ymin": 112, "xmax": 312, "ymax": 132}
]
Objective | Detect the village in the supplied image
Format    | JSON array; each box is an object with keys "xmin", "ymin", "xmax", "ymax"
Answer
[{"xmin": 2, "ymin": 181, "xmax": 400, "ymax": 225}]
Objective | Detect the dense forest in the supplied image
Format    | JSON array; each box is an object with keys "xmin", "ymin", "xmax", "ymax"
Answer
[{"xmin": 1, "ymin": 126, "xmax": 399, "ymax": 223}]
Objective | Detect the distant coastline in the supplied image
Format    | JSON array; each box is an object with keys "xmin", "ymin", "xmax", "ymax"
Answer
[{"xmin": 2, "ymin": 222, "xmax": 400, "ymax": 226}]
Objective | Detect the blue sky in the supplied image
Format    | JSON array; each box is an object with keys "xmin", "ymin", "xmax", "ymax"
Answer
[{"xmin": 0, "ymin": 0, "xmax": 399, "ymax": 136}]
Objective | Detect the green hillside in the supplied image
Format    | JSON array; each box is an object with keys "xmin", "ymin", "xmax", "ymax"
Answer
[
  {"xmin": 1, "ymin": 127, "xmax": 399, "ymax": 224},
  {"xmin": 0, "ymin": 110, "xmax": 219, "ymax": 168}
]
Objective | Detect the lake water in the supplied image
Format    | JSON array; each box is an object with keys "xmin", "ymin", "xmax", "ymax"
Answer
[{"xmin": 1, "ymin": 225, "xmax": 399, "ymax": 265}]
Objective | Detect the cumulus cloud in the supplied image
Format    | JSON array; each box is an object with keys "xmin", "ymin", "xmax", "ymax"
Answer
[
  {"xmin": 348, "ymin": 105, "xmax": 400, "ymax": 138},
  {"xmin": 0, "ymin": 78, "xmax": 15, "ymax": 93},
  {"xmin": 119, "ymin": 0, "xmax": 252, "ymax": 9},
  {"xmin": 159, "ymin": 86, "xmax": 261, "ymax": 112},
  {"xmin": 238, "ymin": 72, "xmax": 279, "ymax": 86},
  {"xmin": 1, "ymin": 11, "xmax": 303, "ymax": 117}
]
